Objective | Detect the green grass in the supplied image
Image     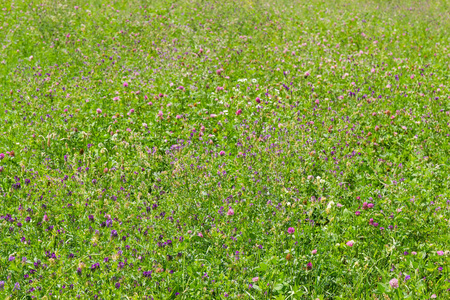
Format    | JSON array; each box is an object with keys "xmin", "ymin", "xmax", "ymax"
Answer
[{"xmin": 0, "ymin": 0, "xmax": 449, "ymax": 299}]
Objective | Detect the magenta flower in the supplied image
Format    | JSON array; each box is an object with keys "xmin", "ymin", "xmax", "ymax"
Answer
[
  {"xmin": 346, "ymin": 240, "xmax": 354, "ymax": 247},
  {"xmin": 227, "ymin": 208, "xmax": 234, "ymax": 216},
  {"xmin": 43, "ymin": 215, "xmax": 49, "ymax": 222},
  {"xmin": 255, "ymin": 97, "xmax": 261, "ymax": 103},
  {"xmin": 437, "ymin": 251, "xmax": 444, "ymax": 256},
  {"xmin": 96, "ymin": 108, "xmax": 102, "ymax": 114},
  {"xmin": 219, "ymin": 151, "xmax": 225, "ymax": 156},
  {"xmin": 287, "ymin": 227, "xmax": 295, "ymax": 234},
  {"xmin": 389, "ymin": 278, "xmax": 399, "ymax": 289},
  {"xmin": 306, "ymin": 262, "xmax": 312, "ymax": 270},
  {"xmin": 236, "ymin": 109, "xmax": 242, "ymax": 116},
  {"xmin": 123, "ymin": 82, "xmax": 128, "ymax": 87},
  {"xmin": 311, "ymin": 249, "xmax": 317, "ymax": 254},
  {"xmin": 197, "ymin": 232, "xmax": 203, "ymax": 238},
  {"xmin": 0, "ymin": 153, "xmax": 4, "ymax": 160}
]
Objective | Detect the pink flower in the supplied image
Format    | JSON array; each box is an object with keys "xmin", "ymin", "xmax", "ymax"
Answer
[
  {"xmin": 255, "ymin": 97, "xmax": 261, "ymax": 103},
  {"xmin": 346, "ymin": 240, "xmax": 354, "ymax": 247},
  {"xmin": 355, "ymin": 211, "xmax": 361, "ymax": 216},
  {"xmin": 123, "ymin": 82, "xmax": 128, "ymax": 87},
  {"xmin": 96, "ymin": 108, "xmax": 102, "ymax": 114},
  {"xmin": 252, "ymin": 277, "xmax": 259, "ymax": 282},
  {"xmin": 0, "ymin": 153, "xmax": 4, "ymax": 160},
  {"xmin": 197, "ymin": 232, "xmax": 203, "ymax": 238},
  {"xmin": 43, "ymin": 215, "xmax": 49, "ymax": 222},
  {"xmin": 389, "ymin": 278, "xmax": 399, "ymax": 289},
  {"xmin": 437, "ymin": 251, "xmax": 444, "ymax": 256},
  {"xmin": 147, "ymin": 102, "xmax": 153, "ymax": 106},
  {"xmin": 312, "ymin": 249, "xmax": 317, "ymax": 254},
  {"xmin": 306, "ymin": 262, "xmax": 312, "ymax": 270},
  {"xmin": 227, "ymin": 208, "xmax": 234, "ymax": 216},
  {"xmin": 219, "ymin": 151, "xmax": 225, "ymax": 156},
  {"xmin": 158, "ymin": 111, "xmax": 163, "ymax": 117},
  {"xmin": 287, "ymin": 227, "xmax": 295, "ymax": 234},
  {"xmin": 235, "ymin": 109, "xmax": 242, "ymax": 116}
]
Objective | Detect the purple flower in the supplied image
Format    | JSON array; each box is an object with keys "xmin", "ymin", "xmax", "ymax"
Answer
[
  {"xmin": 287, "ymin": 227, "xmax": 295, "ymax": 234},
  {"xmin": 306, "ymin": 262, "xmax": 313, "ymax": 270},
  {"xmin": 115, "ymin": 282, "xmax": 120, "ymax": 289}
]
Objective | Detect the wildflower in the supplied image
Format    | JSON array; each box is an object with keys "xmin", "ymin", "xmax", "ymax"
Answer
[
  {"xmin": 43, "ymin": 215, "xmax": 49, "ymax": 222},
  {"xmin": 437, "ymin": 251, "xmax": 444, "ymax": 256},
  {"xmin": 306, "ymin": 262, "xmax": 313, "ymax": 270},
  {"xmin": 287, "ymin": 227, "xmax": 295, "ymax": 234},
  {"xmin": 236, "ymin": 109, "xmax": 242, "ymax": 115},
  {"xmin": 123, "ymin": 82, "xmax": 128, "ymax": 87},
  {"xmin": 346, "ymin": 240, "xmax": 354, "ymax": 247},
  {"xmin": 96, "ymin": 108, "xmax": 102, "ymax": 114},
  {"xmin": 252, "ymin": 277, "xmax": 259, "ymax": 282},
  {"xmin": 312, "ymin": 249, "xmax": 317, "ymax": 254},
  {"xmin": 227, "ymin": 208, "xmax": 234, "ymax": 216},
  {"xmin": 404, "ymin": 275, "xmax": 410, "ymax": 281},
  {"xmin": 389, "ymin": 278, "xmax": 399, "ymax": 289}
]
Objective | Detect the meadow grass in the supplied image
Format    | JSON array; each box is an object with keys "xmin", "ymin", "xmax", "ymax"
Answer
[{"xmin": 0, "ymin": 0, "xmax": 449, "ymax": 299}]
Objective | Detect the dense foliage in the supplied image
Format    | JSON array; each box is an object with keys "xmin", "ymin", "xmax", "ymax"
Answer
[{"xmin": 0, "ymin": 0, "xmax": 449, "ymax": 299}]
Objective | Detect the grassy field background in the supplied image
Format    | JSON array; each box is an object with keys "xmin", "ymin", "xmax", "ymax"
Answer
[{"xmin": 0, "ymin": 0, "xmax": 449, "ymax": 299}]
